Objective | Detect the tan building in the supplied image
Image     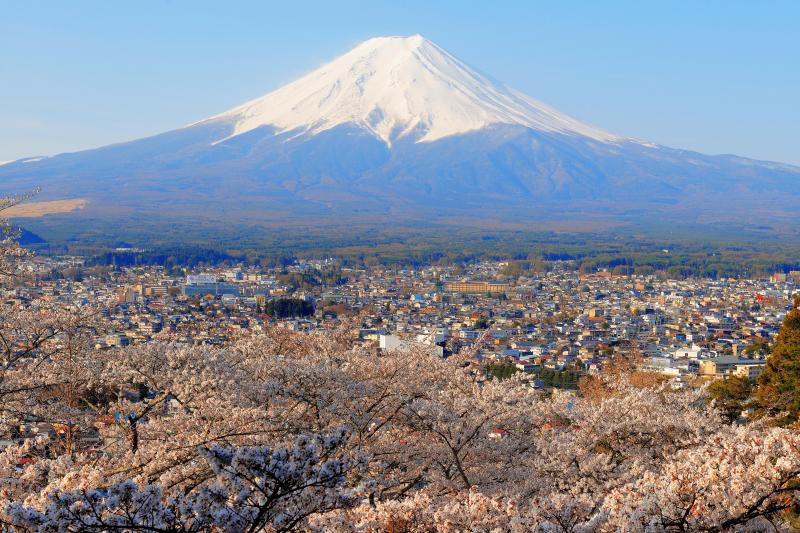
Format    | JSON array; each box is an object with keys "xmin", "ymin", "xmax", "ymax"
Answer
[
  {"xmin": 698, "ymin": 357, "xmax": 765, "ymax": 378},
  {"xmin": 444, "ymin": 281, "xmax": 510, "ymax": 294}
]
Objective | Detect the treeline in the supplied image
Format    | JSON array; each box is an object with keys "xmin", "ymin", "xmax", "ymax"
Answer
[
  {"xmin": 83, "ymin": 247, "xmax": 246, "ymax": 270},
  {"xmin": 28, "ymin": 226, "xmax": 800, "ymax": 280},
  {"xmin": 574, "ymin": 250, "xmax": 800, "ymax": 279},
  {"xmin": 77, "ymin": 246, "xmax": 800, "ymax": 280}
]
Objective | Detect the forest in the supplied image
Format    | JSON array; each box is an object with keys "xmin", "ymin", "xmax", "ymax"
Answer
[{"xmin": 19, "ymin": 216, "xmax": 800, "ymax": 280}]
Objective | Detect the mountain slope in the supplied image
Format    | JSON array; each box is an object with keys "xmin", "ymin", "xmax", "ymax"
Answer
[{"xmin": 1, "ymin": 35, "xmax": 799, "ymax": 240}]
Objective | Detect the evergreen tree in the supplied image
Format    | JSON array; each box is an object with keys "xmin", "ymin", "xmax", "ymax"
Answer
[
  {"xmin": 708, "ymin": 375, "xmax": 753, "ymax": 424},
  {"xmin": 756, "ymin": 296, "xmax": 800, "ymax": 426}
]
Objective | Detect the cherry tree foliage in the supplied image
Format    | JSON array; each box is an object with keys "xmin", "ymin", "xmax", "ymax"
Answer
[
  {"xmin": 3, "ymin": 331, "xmax": 797, "ymax": 531},
  {"xmin": 604, "ymin": 425, "xmax": 800, "ymax": 532},
  {"xmin": 3, "ymin": 430, "xmax": 363, "ymax": 532},
  {"xmin": 0, "ymin": 212, "xmax": 798, "ymax": 531}
]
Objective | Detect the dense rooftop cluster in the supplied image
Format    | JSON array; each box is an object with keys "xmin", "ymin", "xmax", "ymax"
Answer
[{"xmin": 9, "ymin": 255, "xmax": 797, "ymax": 388}]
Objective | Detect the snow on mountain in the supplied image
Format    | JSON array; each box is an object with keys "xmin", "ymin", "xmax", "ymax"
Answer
[{"xmin": 205, "ymin": 35, "xmax": 622, "ymax": 146}]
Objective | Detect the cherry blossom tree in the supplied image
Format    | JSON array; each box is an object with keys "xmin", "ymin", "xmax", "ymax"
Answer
[{"xmin": 2, "ymin": 430, "xmax": 363, "ymax": 532}]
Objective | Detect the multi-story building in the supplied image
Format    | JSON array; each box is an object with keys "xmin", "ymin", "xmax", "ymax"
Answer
[{"xmin": 445, "ymin": 281, "xmax": 510, "ymax": 293}]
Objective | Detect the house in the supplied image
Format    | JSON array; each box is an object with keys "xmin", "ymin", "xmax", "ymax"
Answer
[
  {"xmin": 697, "ymin": 357, "xmax": 766, "ymax": 378},
  {"xmin": 515, "ymin": 361, "xmax": 540, "ymax": 373}
]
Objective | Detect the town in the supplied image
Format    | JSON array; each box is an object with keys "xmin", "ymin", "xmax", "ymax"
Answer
[{"xmin": 12, "ymin": 254, "xmax": 800, "ymax": 390}]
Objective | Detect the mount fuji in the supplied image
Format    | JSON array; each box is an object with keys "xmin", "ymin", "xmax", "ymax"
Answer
[{"xmin": 2, "ymin": 35, "xmax": 799, "ymax": 240}]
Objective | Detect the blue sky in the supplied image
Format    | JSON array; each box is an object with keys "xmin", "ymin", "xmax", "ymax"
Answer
[{"xmin": 2, "ymin": 1, "xmax": 799, "ymax": 164}]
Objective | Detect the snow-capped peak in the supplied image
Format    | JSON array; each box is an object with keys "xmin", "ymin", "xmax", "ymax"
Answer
[{"xmin": 207, "ymin": 35, "xmax": 621, "ymax": 146}]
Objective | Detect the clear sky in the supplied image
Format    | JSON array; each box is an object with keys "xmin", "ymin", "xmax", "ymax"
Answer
[{"xmin": 2, "ymin": 1, "xmax": 799, "ymax": 164}]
